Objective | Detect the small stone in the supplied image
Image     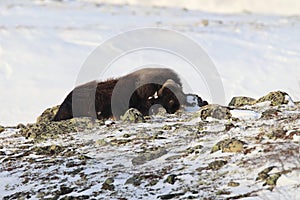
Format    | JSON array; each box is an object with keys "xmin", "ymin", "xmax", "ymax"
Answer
[
  {"xmin": 125, "ymin": 175, "xmax": 142, "ymax": 186},
  {"xmin": 16, "ymin": 123, "xmax": 26, "ymax": 129},
  {"xmin": 102, "ymin": 178, "xmax": 115, "ymax": 191},
  {"xmin": 256, "ymin": 166, "xmax": 276, "ymax": 181},
  {"xmin": 207, "ymin": 160, "xmax": 227, "ymax": 170},
  {"xmin": 198, "ymin": 104, "xmax": 232, "ymax": 120},
  {"xmin": 211, "ymin": 138, "xmax": 246, "ymax": 153},
  {"xmin": 201, "ymin": 19, "xmax": 209, "ymax": 26},
  {"xmin": 228, "ymin": 96, "xmax": 256, "ymax": 107},
  {"xmin": 95, "ymin": 139, "xmax": 108, "ymax": 146},
  {"xmin": 228, "ymin": 181, "xmax": 240, "ymax": 187},
  {"xmin": 121, "ymin": 108, "xmax": 145, "ymax": 123},
  {"xmin": 164, "ymin": 174, "xmax": 177, "ymax": 184},
  {"xmin": 0, "ymin": 125, "xmax": 4, "ymax": 133},
  {"xmin": 222, "ymin": 139, "xmax": 245, "ymax": 153},
  {"xmin": 158, "ymin": 192, "xmax": 185, "ymax": 199},
  {"xmin": 264, "ymin": 173, "xmax": 281, "ymax": 186},
  {"xmin": 132, "ymin": 148, "xmax": 168, "ymax": 166}
]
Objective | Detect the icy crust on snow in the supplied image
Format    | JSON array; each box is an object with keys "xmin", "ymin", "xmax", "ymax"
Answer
[{"xmin": 1, "ymin": 103, "xmax": 300, "ymax": 199}]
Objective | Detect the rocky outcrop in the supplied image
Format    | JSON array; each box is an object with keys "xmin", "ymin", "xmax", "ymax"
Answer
[{"xmin": 255, "ymin": 91, "xmax": 292, "ymax": 106}]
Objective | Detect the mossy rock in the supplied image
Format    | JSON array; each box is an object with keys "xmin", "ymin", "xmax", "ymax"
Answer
[
  {"xmin": 36, "ymin": 105, "xmax": 60, "ymax": 123},
  {"xmin": 228, "ymin": 96, "xmax": 256, "ymax": 107},
  {"xmin": 0, "ymin": 125, "xmax": 4, "ymax": 133},
  {"xmin": 121, "ymin": 108, "xmax": 145, "ymax": 123},
  {"xmin": 211, "ymin": 138, "xmax": 246, "ymax": 153},
  {"xmin": 255, "ymin": 91, "xmax": 292, "ymax": 106},
  {"xmin": 198, "ymin": 104, "xmax": 232, "ymax": 120}
]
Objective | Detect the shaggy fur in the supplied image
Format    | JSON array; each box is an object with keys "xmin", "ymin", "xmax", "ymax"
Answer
[{"xmin": 53, "ymin": 68, "xmax": 187, "ymax": 121}]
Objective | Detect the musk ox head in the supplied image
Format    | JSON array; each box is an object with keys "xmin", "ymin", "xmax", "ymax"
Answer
[{"xmin": 155, "ymin": 79, "xmax": 186, "ymax": 114}]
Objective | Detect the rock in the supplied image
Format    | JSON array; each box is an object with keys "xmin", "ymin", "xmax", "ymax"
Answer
[
  {"xmin": 0, "ymin": 125, "xmax": 4, "ymax": 133},
  {"xmin": 263, "ymin": 173, "xmax": 281, "ymax": 187},
  {"xmin": 261, "ymin": 108, "xmax": 281, "ymax": 119},
  {"xmin": 16, "ymin": 123, "xmax": 26, "ymax": 129},
  {"xmin": 255, "ymin": 91, "xmax": 292, "ymax": 106},
  {"xmin": 125, "ymin": 175, "xmax": 142, "ymax": 186},
  {"xmin": 198, "ymin": 104, "xmax": 232, "ymax": 120},
  {"xmin": 164, "ymin": 174, "xmax": 177, "ymax": 184},
  {"xmin": 207, "ymin": 160, "xmax": 227, "ymax": 170},
  {"xmin": 211, "ymin": 138, "xmax": 246, "ymax": 153},
  {"xmin": 256, "ymin": 166, "xmax": 276, "ymax": 181},
  {"xmin": 36, "ymin": 105, "xmax": 60, "ymax": 123},
  {"xmin": 132, "ymin": 148, "xmax": 168, "ymax": 166},
  {"xmin": 228, "ymin": 96, "xmax": 256, "ymax": 107},
  {"xmin": 158, "ymin": 192, "xmax": 185, "ymax": 199},
  {"xmin": 201, "ymin": 19, "xmax": 209, "ymax": 26},
  {"xmin": 102, "ymin": 178, "xmax": 115, "ymax": 191},
  {"xmin": 120, "ymin": 108, "xmax": 145, "ymax": 123},
  {"xmin": 20, "ymin": 118, "xmax": 103, "ymax": 141},
  {"xmin": 228, "ymin": 181, "xmax": 240, "ymax": 187},
  {"xmin": 33, "ymin": 145, "xmax": 64, "ymax": 156}
]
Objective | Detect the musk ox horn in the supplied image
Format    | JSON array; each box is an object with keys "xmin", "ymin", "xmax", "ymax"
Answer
[{"xmin": 158, "ymin": 79, "xmax": 182, "ymax": 96}]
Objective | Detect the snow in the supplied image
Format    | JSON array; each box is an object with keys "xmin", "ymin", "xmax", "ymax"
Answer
[{"xmin": 230, "ymin": 109, "xmax": 261, "ymax": 120}]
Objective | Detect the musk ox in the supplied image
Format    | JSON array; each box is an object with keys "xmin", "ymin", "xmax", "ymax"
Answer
[{"xmin": 53, "ymin": 68, "xmax": 187, "ymax": 121}]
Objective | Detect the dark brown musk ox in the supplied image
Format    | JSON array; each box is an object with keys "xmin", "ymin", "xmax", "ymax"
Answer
[{"xmin": 53, "ymin": 68, "xmax": 194, "ymax": 121}]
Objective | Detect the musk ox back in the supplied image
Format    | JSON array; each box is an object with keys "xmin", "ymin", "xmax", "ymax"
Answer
[{"xmin": 53, "ymin": 68, "xmax": 186, "ymax": 121}]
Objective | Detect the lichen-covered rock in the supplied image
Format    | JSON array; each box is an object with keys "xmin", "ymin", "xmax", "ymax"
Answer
[
  {"xmin": 0, "ymin": 125, "xmax": 4, "ymax": 133},
  {"xmin": 198, "ymin": 104, "xmax": 232, "ymax": 120},
  {"xmin": 20, "ymin": 117, "xmax": 103, "ymax": 141},
  {"xmin": 102, "ymin": 178, "xmax": 115, "ymax": 191},
  {"xmin": 207, "ymin": 160, "xmax": 227, "ymax": 170},
  {"xmin": 211, "ymin": 138, "xmax": 246, "ymax": 153},
  {"xmin": 121, "ymin": 108, "xmax": 145, "ymax": 123},
  {"xmin": 36, "ymin": 105, "xmax": 60, "ymax": 123},
  {"xmin": 33, "ymin": 144, "xmax": 64, "ymax": 156},
  {"xmin": 228, "ymin": 181, "xmax": 240, "ymax": 187},
  {"xmin": 228, "ymin": 96, "xmax": 256, "ymax": 107},
  {"xmin": 164, "ymin": 174, "xmax": 177, "ymax": 184},
  {"xmin": 255, "ymin": 91, "xmax": 292, "ymax": 106}
]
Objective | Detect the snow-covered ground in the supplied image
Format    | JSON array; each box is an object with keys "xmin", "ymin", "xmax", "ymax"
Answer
[{"xmin": 1, "ymin": 0, "xmax": 300, "ymax": 127}]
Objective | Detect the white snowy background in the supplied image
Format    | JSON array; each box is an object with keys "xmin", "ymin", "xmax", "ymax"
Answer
[{"xmin": 1, "ymin": 0, "xmax": 300, "ymax": 126}]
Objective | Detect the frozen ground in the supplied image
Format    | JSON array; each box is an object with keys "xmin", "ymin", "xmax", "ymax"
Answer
[
  {"xmin": 1, "ymin": 0, "xmax": 300, "ymax": 126},
  {"xmin": 0, "ymin": 94, "xmax": 300, "ymax": 199}
]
